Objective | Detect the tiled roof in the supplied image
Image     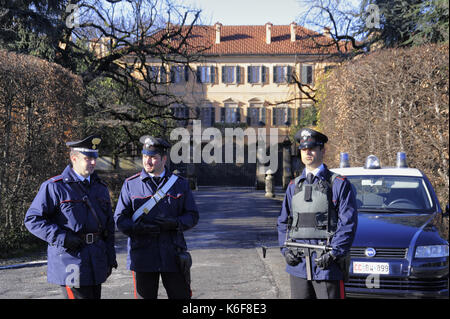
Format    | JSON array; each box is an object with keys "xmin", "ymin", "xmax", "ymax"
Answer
[{"xmin": 151, "ymin": 24, "xmax": 348, "ymax": 56}]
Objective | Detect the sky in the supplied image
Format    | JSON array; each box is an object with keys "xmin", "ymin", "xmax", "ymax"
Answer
[{"xmin": 182, "ymin": 0, "xmax": 306, "ymax": 26}]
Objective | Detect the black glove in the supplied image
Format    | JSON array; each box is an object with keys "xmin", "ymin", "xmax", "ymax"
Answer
[
  {"xmin": 132, "ymin": 222, "xmax": 160, "ymax": 235},
  {"xmin": 284, "ymin": 249, "xmax": 302, "ymax": 266},
  {"xmin": 314, "ymin": 251, "xmax": 336, "ymax": 270},
  {"xmin": 153, "ymin": 216, "xmax": 179, "ymax": 231},
  {"xmin": 63, "ymin": 232, "xmax": 84, "ymax": 251}
]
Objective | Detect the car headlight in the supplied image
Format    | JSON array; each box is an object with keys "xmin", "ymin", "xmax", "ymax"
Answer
[{"xmin": 415, "ymin": 245, "xmax": 449, "ymax": 258}]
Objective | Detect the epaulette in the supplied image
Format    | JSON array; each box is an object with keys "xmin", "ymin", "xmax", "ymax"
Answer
[
  {"xmin": 126, "ymin": 172, "xmax": 141, "ymax": 182},
  {"xmin": 98, "ymin": 180, "xmax": 108, "ymax": 187},
  {"xmin": 48, "ymin": 175, "xmax": 63, "ymax": 183}
]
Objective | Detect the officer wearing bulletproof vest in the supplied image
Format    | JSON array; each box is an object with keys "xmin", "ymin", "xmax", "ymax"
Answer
[
  {"xmin": 277, "ymin": 128, "xmax": 358, "ymax": 299},
  {"xmin": 24, "ymin": 135, "xmax": 117, "ymax": 299},
  {"xmin": 114, "ymin": 136, "xmax": 199, "ymax": 299}
]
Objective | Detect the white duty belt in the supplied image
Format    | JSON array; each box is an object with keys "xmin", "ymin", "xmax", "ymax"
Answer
[{"xmin": 131, "ymin": 174, "xmax": 179, "ymax": 222}]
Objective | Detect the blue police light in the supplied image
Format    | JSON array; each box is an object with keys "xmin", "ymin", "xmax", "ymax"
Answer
[
  {"xmin": 364, "ymin": 155, "xmax": 381, "ymax": 169},
  {"xmin": 340, "ymin": 152, "xmax": 350, "ymax": 168},
  {"xmin": 396, "ymin": 152, "xmax": 408, "ymax": 168}
]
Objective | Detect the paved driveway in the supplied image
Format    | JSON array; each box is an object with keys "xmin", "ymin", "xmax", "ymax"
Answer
[{"xmin": 0, "ymin": 186, "xmax": 289, "ymax": 299}]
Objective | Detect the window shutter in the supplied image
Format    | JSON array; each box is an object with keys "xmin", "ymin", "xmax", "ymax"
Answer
[
  {"xmin": 221, "ymin": 66, "xmax": 226, "ymax": 83},
  {"xmin": 211, "ymin": 66, "xmax": 216, "ymax": 83},
  {"xmin": 301, "ymin": 65, "xmax": 314, "ymax": 85},
  {"xmin": 262, "ymin": 66, "xmax": 267, "ymax": 83},
  {"xmin": 301, "ymin": 65, "xmax": 307, "ymax": 84},
  {"xmin": 220, "ymin": 108, "xmax": 225, "ymax": 122},
  {"xmin": 287, "ymin": 66, "xmax": 293, "ymax": 83},
  {"xmin": 286, "ymin": 108, "xmax": 292, "ymax": 125},
  {"xmin": 261, "ymin": 107, "xmax": 266, "ymax": 125},
  {"xmin": 272, "ymin": 108, "xmax": 276, "ymax": 125},
  {"xmin": 196, "ymin": 68, "xmax": 201, "ymax": 83},
  {"xmin": 184, "ymin": 66, "xmax": 189, "ymax": 82},
  {"xmin": 273, "ymin": 66, "xmax": 277, "ymax": 83},
  {"xmin": 210, "ymin": 107, "xmax": 215, "ymax": 125},
  {"xmin": 247, "ymin": 66, "xmax": 252, "ymax": 83},
  {"xmin": 236, "ymin": 66, "xmax": 241, "ymax": 84}
]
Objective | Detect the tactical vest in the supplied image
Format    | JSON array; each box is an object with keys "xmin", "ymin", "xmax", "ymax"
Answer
[{"xmin": 289, "ymin": 171, "xmax": 340, "ymax": 240}]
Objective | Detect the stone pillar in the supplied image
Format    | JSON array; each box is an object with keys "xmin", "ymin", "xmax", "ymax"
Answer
[
  {"xmin": 265, "ymin": 169, "xmax": 275, "ymax": 197},
  {"xmin": 255, "ymin": 159, "xmax": 266, "ymax": 190}
]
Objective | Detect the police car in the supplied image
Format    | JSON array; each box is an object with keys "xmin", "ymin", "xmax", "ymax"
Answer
[{"xmin": 331, "ymin": 152, "xmax": 449, "ymax": 299}]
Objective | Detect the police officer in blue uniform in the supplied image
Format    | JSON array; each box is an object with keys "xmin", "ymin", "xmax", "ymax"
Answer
[
  {"xmin": 277, "ymin": 128, "xmax": 358, "ymax": 299},
  {"xmin": 114, "ymin": 136, "xmax": 199, "ymax": 299},
  {"xmin": 24, "ymin": 135, "xmax": 117, "ymax": 299}
]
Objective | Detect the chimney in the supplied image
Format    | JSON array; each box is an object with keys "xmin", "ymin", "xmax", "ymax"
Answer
[
  {"xmin": 323, "ymin": 27, "xmax": 332, "ymax": 37},
  {"xmin": 290, "ymin": 22, "xmax": 297, "ymax": 42},
  {"xmin": 215, "ymin": 22, "xmax": 222, "ymax": 44},
  {"xmin": 265, "ymin": 22, "xmax": 272, "ymax": 44}
]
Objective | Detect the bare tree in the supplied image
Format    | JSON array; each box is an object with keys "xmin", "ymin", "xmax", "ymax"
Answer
[{"xmin": 1, "ymin": 1, "xmax": 208, "ymax": 141}]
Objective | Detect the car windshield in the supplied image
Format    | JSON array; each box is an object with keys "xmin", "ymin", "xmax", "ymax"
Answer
[{"xmin": 346, "ymin": 176, "xmax": 434, "ymax": 212}]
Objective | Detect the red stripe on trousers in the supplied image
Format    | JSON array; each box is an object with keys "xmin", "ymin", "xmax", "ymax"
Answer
[
  {"xmin": 339, "ymin": 280, "xmax": 345, "ymax": 299},
  {"xmin": 65, "ymin": 286, "xmax": 75, "ymax": 299},
  {"xmin": 132, "ymin": 271, "xmax": 137, "ymax": 299}
]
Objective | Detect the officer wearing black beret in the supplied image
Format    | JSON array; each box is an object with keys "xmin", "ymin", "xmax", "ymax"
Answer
[
  {"xmin": 115, "ymin": 135, "xmax": 199, "ymax": 299},
  {"xmin": 24, "ymin": 135, "xmax": 117, "ymax": 299},
  {"xmin": 277, "ymin": 128, "xmax": 358, "ymax": 299}
]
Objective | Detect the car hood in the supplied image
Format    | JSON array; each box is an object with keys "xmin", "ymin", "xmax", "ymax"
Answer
[{"xmin": 352, "ymin": 213, "xmax": 436, "ymax": 247}]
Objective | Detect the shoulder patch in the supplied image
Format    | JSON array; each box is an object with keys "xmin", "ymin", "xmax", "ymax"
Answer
[
  {"xmin": 126, "ymin": 172, "xmax": 141, "ymax": 182},
  {"xmin": 336, "ymin": 175, "xmax": 346, "ymax": 181},
  {"xmin": 48, "ymin": 175, "xmax": 63, "ymax": 183},
  {"xmin": 289, "ymin": 179, "xmax": 295, "ymax": 185}
]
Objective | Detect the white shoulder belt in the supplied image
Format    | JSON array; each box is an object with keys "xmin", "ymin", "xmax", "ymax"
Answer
[{"xmin": 131, "ymin": 174, "xmax": 179, "ymax": 222}]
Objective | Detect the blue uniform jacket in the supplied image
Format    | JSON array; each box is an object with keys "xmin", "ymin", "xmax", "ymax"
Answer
[
  {"xmin": 114, "ymin": 169, "xmax": 199, "ymax": 272},
  {"xmin": 277, "ymin": 164, "xmax": 358, "ymax": 280},
  {"xmin": 24, "ymin": 165, "xmax": 117, "ymax": 286}
]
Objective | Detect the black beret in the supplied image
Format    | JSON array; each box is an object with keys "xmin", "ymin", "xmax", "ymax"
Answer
[{"xmin": 294, "ymin": 128, "xmax": 328, "ymax": 150}]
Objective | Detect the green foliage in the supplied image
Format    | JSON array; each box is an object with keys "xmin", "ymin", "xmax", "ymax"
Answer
[
  {"xmin": 404, "ymin": 0, "xmax": 449, "ymax": 46},
  {"xmin": 360, "ymin": 0, "xmax": 449, "ymax": 48},
  {"xmin": 288, "ymin": 106, "xmax": 318, "ymax": 143}
]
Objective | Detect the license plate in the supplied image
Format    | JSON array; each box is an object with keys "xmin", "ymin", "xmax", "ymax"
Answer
[{"xmin": 353, "ymin": 261, "xmax": 390, "ymax": 274}]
